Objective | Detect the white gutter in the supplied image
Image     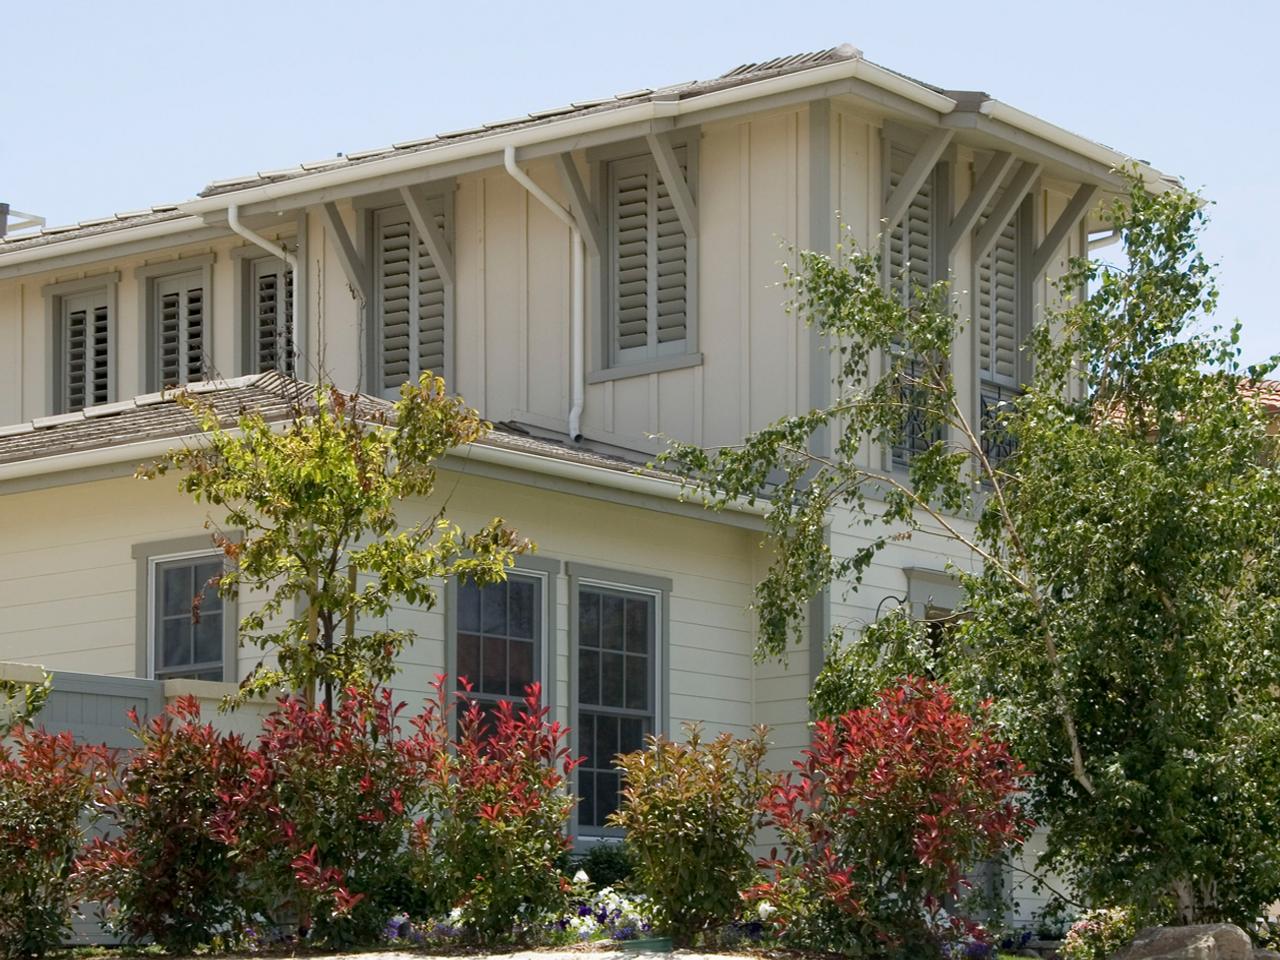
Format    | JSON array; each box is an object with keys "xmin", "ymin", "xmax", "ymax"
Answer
[
  {"xmin": 226, "ymin": 204, "xmax": 301, "ymax": 371},
  {"xmin": 0, "ymin": 426, "xmax": 767, "ymax": 518},
  {"xmin": 503, "ymin": 146, "xmax": 585, "ymax": 443},
  {"xmin": 978, "ymin": 100, "xmax": 1171, "ymax": 190},
  {"xmin": 0, "ymin": 215, "xmax": 209, "ymax": 269},
  {"xmin": 175, "ymin": 58, "xmax": 957, "ymax": 217}
]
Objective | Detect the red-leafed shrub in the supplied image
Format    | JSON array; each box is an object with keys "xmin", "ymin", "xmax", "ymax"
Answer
[
  {"xmin": 75, "ymin": 697, "xmax": 260, "ymax": 953},
  {"xmin": 0, "ymin": 726, "xmax": 110, "ymax": 959},
  {"xmin": 407, "ymin": 678, "xmax": 581, "ymax": 944},
  {"xmin": 233, "ymin": 688, "xmax": 428, "ymax": 947},
  {"xmin": 748, "ymin": 678, "xmax": 1029, "ymax": 958}
]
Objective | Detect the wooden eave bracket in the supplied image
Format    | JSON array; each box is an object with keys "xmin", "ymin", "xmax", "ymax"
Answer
[
  {"xmin": 882, "ymin": 128, "xmax": 954, "ymax": 234},
  {"xmin": 399, "ymin": 185, "xmax": 455, "ymax": 288},
  {"xmin": 646, "ymin": 132, "xmax": 698, "ymax": 239},
  {"xmin": 1029, "ymin": 183, "xmax": 1100, "ymax": 279},
  {"xmin": 942, "ymin": 150, "xmax": 1015, "ymax": 257},
  {"xmin": 321, "ymin": 201, "xmax": 370, "ymax": 303},
  {"xmin": 971, "ymin": 161, "xmax": 1042, "ymax": 263},
  {"xmin": 554, "ymin": 153, "xmax": 604, "ymax": 258}
]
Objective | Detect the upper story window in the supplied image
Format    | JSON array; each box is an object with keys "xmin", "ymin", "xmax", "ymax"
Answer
[
  {"xmin": 138, "ymin": 256, "xmax": 214, "ymax": 391},
  {"xmin": 604, "ymin": 146, "xmax": 696, "ymax": 370},
  {"xmin": 975, "ymin": 198, "xmax": 1030, "ymax": 468},
  {"xmin": 239, "ymin": 253, "xmax": 295, "ymax": 378},
  {"xmin": 371, "ymin": 197, "xmax": 452, "ymax": 397},
  {"xmin": 44, "ymin": 274, "xmax": 118, "ymax": 414}
]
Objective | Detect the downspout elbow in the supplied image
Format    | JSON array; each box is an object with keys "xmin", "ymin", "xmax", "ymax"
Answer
[{"xmin": 226, "ymin": 204, "xmax": 302, "ymax": 375}]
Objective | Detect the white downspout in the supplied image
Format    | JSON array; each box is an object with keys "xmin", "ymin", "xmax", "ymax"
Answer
[
  {"xmin": 227, "ymin": 204, "xmax": 302, "ymax": 376},
  {"xmin": 503, "ymin": 146, "xmax": 584, "ymax": 443}
]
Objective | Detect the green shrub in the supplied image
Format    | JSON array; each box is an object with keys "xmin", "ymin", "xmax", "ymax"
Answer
[
  {"xmin": 574, "ymin": 841, "xmax": 635, "ymax": 890},
  {"xmin": 0, "ymin": 726, "xmax": 108, "ymax": 959},
  {"xmin": 609, "ymin": 723, "xmax": 771, "ymax": 946}
]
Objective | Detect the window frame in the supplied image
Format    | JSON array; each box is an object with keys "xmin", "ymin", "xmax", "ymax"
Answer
[
  {"xmin": 360, "ymin": 188, "xmax": 456, "ymax": 398},
  {"xmin": 136, "ymin": 255, "xmax": 215, "ymax": 392},
  {"xmin": 233, "ymin": 243, "xmax": 297, "ymax": 378},
  {"xmin": 43, "ymin": 273, "xmax": 119, "ymax": 414},
  {"xmin": 589, "ymin": 136, "xmax": 700, "ymax": 381},
  {"xmin": 132, "ymin": 535, "xmax": 238, "ymax": 684},
  {"xmin": 566, "ymin": 562, "xmax": 671, "ymax": 842}
]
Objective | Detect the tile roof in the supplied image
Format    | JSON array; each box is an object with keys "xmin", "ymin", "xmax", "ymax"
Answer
[
  {"xmin": 0, "ymin": 206, "xmax": 191, "ymax": 254},
  {"xmin": 0, "ymin": 372, "xmax": 667, "ymax": 482}
]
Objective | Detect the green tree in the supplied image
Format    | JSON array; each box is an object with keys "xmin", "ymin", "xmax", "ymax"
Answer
[
  {"xmin": 142, "ymin": 375, "xmax": 529, "ymax": 708},
  {"xmin": 659, "ymin": 174, "xmax": 1280, "ymax": 927}
]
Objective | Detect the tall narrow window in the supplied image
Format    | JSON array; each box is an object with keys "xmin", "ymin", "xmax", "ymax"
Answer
[
  {"xmin": 455, "ymin": 572, "xmax": 542, "ymax": 719},
  {"xmin": 885, "ymin": 146, "xmax": 941, "ymax": 470},
  {"xmin": 249, "ymin": 257, "xmax": 295, "ymax": 377},
  {"xmin": 153, "ymin": 555, "xmax": 226, "ymax": 681},
  {"xmin": 606, "ymin": 151, "xmax": 691, "ymax": 366},
  {"xmin": 576, "ymin": 584, "xmax": 654, "ymax": 830},
  {"xmin": 153, "ymin": 271, "xmax": 207, "ymax": 388},
  {"xmin": 976, "ymin": 201, "xmax": 1025, "ymax": 468},
  {"xmin": 60, "ymin": 290, "xmax": 111, "ymax": 412},
  {"xmin": 374, "ymin": 202, "xmax": 449, "ymax": 396}
]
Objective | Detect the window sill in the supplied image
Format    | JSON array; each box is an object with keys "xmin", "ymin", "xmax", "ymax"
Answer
[{"xmin": 587, "ymin": 352, "xmax": 703, "ymax": 384}]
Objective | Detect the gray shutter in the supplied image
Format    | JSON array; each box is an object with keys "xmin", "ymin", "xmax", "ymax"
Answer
[
  {"xmin": 977, "ymin": 213, "xmax": 1018, "ymax": 385},
  {"xmin": 62, "ymin": 291, "xmax": 110, "ymax": 412},
  {"xmin": 375, "ymin": 202, "xmax": 448, "ymax": 394},
  {"xmin": 886, "ymin": 147, "xmax": 933, "ymax": 306},
  {"xmin": 252, "ymin": 259, "xmax": 294, "ymax": 377},
  {"xmin": 610, "ymin": 152, "xmax": 689, "ymax": 361},
  {"xmin": 155, "ymin": 272, "xmax": 206, "ymax": 388}
]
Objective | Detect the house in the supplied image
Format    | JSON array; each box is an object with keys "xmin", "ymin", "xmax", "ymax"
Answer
[{"xmin": 0, "ymin": 43, "xmax": 1172, "ymax": 921}]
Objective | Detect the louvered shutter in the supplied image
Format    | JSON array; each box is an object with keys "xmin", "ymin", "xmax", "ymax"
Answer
[
  {"xmin": 61, "ymin": 291, "xmax": 111, "ymax": 412},
  {"xmin": 375, "ymin": 203, "xmax": 448, "ymax": 394},
  {"xmin": 886, "ymin": 147, "xmax": 934, "ymax": 307},
  {"xmin": 977, "ymin": 213, "xmax": 1018, "ymax": 386},
  {"xmin": 609, "ymin": 152, "xmax": 690, "ymax": 362},
  {"xmin": 251, "ymin": 258, "xmax": 294, "ymax": 377},
  {"xmin": 154, "ymin": 272, "xmax": 206, "ymax": 388}
]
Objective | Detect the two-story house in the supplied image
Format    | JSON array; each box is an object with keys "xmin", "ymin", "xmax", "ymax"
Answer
[{"xmin": 0, "ymin": 44, "xmax": 1173, "ymax": 915}]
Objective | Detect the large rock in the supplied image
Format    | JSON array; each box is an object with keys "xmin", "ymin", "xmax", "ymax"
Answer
[
  {"xmin": 1118, "ymin": 925, "xmax": 1253, "ymax": 960},
  {"xmin": 1252, "ymin": 951, "xmax": 1280, "ymax": 960}
]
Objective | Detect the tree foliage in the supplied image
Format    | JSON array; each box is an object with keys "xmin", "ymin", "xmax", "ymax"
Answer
[
  {"xmin": 141, "ymin": 375, "xmax": 528, "ymax": 706},
  {"xmin": 660, "ymin": 173, "xmax": 1280, "ymax": 926}
]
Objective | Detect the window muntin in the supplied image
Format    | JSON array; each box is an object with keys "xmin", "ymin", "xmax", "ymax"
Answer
[
  {"xmin": 60, "ymin": 290, "xmax": 111, "ymax": 412},
  {"xmin": 373, "ymin": 201, "xmax": 449, "ymax": 396},
  {"xmin": 606, "ymin": 151, "xmax": 690, "ymax": 367},
  {"xmin": 248, "ymin": 257, "xmax": 295, "ymax": 377},
  {"xmin": 455, "ymin": 572, "xmax": 543, "ymax": 710},
  {"xmin": 152, "ymin": 554, "xmax": 225, "ymax": 682},
  {"xmin": 152, "ymin": 271, "xmax": 208, "ymax": 388},
  {"xmin": 576, "ymin": 584, "xmax": 655, "ymax": 830}
]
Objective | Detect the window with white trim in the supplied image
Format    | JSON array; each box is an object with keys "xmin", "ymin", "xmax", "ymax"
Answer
[
  {"xmin": 151, "ymin": 271, "xmax": 208, "ymax": 389},
  {"xmin": 59, "ymin": 289, "xmax": 112, "ymax": 412},
  {"xmin": 245, "ymin": 256, "xmax": 295, "ymax": 377},
  {"xmin": 605, "ymin": 150, "xmax": 692, "ymax": 366},
  {"xmin": 152, "ymin": 554, "xmax": 226, "ymax": 681},
  {"xmin": 455, "ymin": 572, "xmax": 543, "ymax": 715},
  {"xmin": 372, "ymin": 201, "xmax": 450, "ymax": 396},
  {"xmin": 575, "ymin": 583, "xmax": 655, "ymax": 830}
]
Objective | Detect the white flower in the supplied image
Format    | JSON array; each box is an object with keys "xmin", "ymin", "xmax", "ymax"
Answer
[
  {"xmin": 757, "ymin": 901, "xmax": 777, "ymax": 921},
  {"xmin": 573, "ymin": 868, "xmax": 590, "ymax": 884}
]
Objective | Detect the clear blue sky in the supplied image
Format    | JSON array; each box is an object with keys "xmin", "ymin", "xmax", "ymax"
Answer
[{"xmin": 5, "ymin": 0, "xmax": 1275, "ymax": 363}]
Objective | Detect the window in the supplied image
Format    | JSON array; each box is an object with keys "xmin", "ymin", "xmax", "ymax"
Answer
[
  {"xmin": 455, "ymin": 572, "xmax": 543, "ymax": 712},
  {"xmin": 138, "ymin": 257, "xmax": 215, "ymax": 391},
  {"xmin": 976, "ymin": 199, "xmax": 1029, "ymax": 468},
  {"xmin": 605, "ymin": 148, "xmax": 694, "ymax": 368},
  {"xmin": 243, "ymin": 255, "xmax": 295, "ymax": 378},
  {"xmin": 885, "ymin": 146, "xmax": 944, "ymax": 470},
  {"xmin": 152, "ymin": 554, "xmax": 226, "ymax": 681},
  {"xmin": 44, "ymin": 275, "xmax": 118, "ymax": 414},
  {"xmin": 133, "ymin": 537, "xmax": 236, "ymax": 683},
  {"xmin": 575, "ymin": 582, "xmax": 655, "ymax": 831},
  {"xmin": 372, "ymin": 199, "xmax": 451, "ymax": 396}
]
